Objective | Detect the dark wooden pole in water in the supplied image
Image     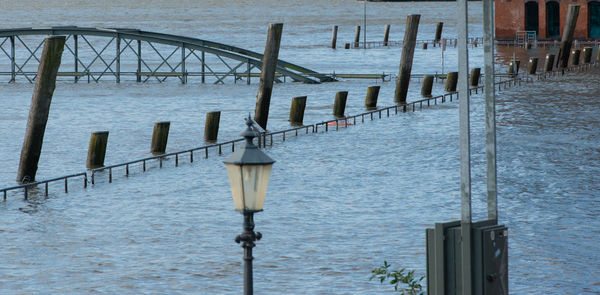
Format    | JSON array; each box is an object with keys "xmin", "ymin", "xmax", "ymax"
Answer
[
  {"xmin": 333, "ymin": 91, "xmax": 348, "ymax": 118},
  {"xmin": 435, "ymin": 22, "xmax": 444, "ymax": 43},
  {"xmin": 528, "ymin": 57, "xmax": 538, "ymax": 75},
  {"xmin": 445, "ymin": 72, "xmax": 458, "ymax": 92},
  {"xmin": 365, "ymin": 86, "xmax": 380, "ymax": 110},
  {"xmin": 204, "ymin": 111, "xmax": 221, "ymax": 143},
  {"xmin": 582, "ymin": 47, "xmax": 593, "ymax": 64},
  {"xmin": 570, "ymin": 49, "xmax": 580, "ymax": 66},
  {"xmin": 394, "ymin": 14, "xmax": 420, "ymax": 104},
  {"xmin": 254, "ymin": 23, "xmax": 283, "ymax": 130},
  {"xmin": 289, "ymin": 96, "xmax": 307, "ymax": 126},
  {"xmin": 383, "ymin": 25, "xmax": 390, "ymax": 46},
  {"xmin": 422, "ymin": 43, "xmax": 428, "ymax": 50},
  {"xmin": 545, "ymin": 54, "xmax": 555, "ymax": 72},
  {"xmin": 17, "ymin": 36, "xmax": 65, "ymax": 183},
  {"xmin": 556, "ymin": 5, "xmax": 580, "ymax": 69},
  {"xmin": 151, "ymin": 121, "xmax": 170, "ymax": 154},
  {"xmin": 86, "ymin": 131, "xmax": 109, "ymax": 169},
  {"xmin": 469, "ymin": 68, "xmax": 481, "ymax": 86},
  {"xmin": 421, "ymin": 75, "xmax": 434, "ymax": 97},
  {"xmin": 354, "ymin": 26, "xmax": 361, "ymax": 48},
  {"xmin": 331, "ymin": 25, "xmax": 338, "ymax": 49},
  {"xmin": 508, "ymin": 60, "xmax": 520, "ymax": 76}
]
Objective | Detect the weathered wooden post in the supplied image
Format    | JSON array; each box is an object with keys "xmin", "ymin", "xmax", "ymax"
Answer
[
  {"xmin": 469, "ymin": 68, "xmax": 481, "ymax": 87},
  {"xmin": 570, "ymin": 49, "xmax": 580, "ymax": 66},
  {"xmin": 254, "ymin": 23, "xmax": 283, "ymax": 130},
  {"xmin": 151, "ymin": 121, "xmax": 170, "ymax": 154},
  {"xmin": 528, "ymin": 57, "xmax": 538, "ymax": 75},
  {"xmin": 435, "ymin": 22, "xmax": 444, "ymax": 44},
  {"xmin": 333, "ymin": 91, "xmax": 348, "ymax": 118},
  {"xmin": 289, "ymin": 96, "xmax": 307, "ymax": 126},
  {"xmin": 394, "ymin": 14, "xmax": 421, "ymax": 104},
  {"xmin": 556, "ymin": 5, "xmax": 580, "ymax": 69},
  {"xmin": 204, "ymin": 112, "xmax": 221, "ymax": 143},
  {"xmin": 86, "ymin": 131, "xmax": 109, "ymax": 169},
  {"xmin": 582, "ymin": 47, "xmax": 593, "ymax": 64},
  {"xmin": 344, "ymin": 43, "xmax": 350, "ymax": 49},
  {"xmin": 444, "ymin": 72, "xmax": 458, "ymax": 92},
  {"xmin": 365, "ymin": 86, "xmax": 380, "ymax": 110},
  {"xmin": 544, "ymin": 54, "xmax": 555, "ymax": 72},
  {"xmin": 597, "ymin": 47, "xmax": 600, "ymax": 62},
  {"xmin": 508, "ymin": 60, "xmax": 520, "ymax": 76},
  {"xmin": 354, "ymin": 26, "xmax": 361, "ymax": 48},
  {"xmin": 331, "ymin": 25, "xmax": 338, "ymax": 49},
  {"xmin": 17, "ymin": 36, "xmax": 66, "ymax": 183},
  {"xmin": 383, "ymin": 25, "xmax": 391, "ymax": 46},
  {"xmin": 422, "ymin": 43, "xmax": 428, "ymax": 50},
  {"xmin": 421, "ymin": 75, "xmax": 434, "ymax": 97}
]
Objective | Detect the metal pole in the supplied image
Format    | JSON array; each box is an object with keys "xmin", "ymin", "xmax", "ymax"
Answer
[
  {"xmin": 457, "ymin": 0, "xmax": 472, "ymax": 294},
  {"xmin": 137, "ymin": 40, "xmax": 141, "ymax": 83},
  {"xmin": 116, "ymin": 34, "xmax": 121, "ymax": 83},
  {"xmin": 235, "ymin": 212, "xmax": 261, "ymax": 295},
  {"xmin": 201, "ymin": 50, "xmax": 206, "ymax": 84},
  {"xmin": 10, "ymin": 36, "xmax": 15, "ymax": 83},
  {"xmin": 483, "ymin": 0, "xmax": 498, "ymax": 221},
  {"xmin": 363, "ymin": 0, "xmax": 367, "ymax": 49},
  {"xmin": 181, "ymin": 44, "xmax": 186, "ymax": 84},
  {"xmin": 74, "ymin": 35, "xmax": 78, "ymax": 83}
]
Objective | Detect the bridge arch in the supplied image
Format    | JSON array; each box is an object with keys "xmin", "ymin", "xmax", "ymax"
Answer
[{"xmin": 0, "ymin": 26, "xmax": 335, "ymax": 84}]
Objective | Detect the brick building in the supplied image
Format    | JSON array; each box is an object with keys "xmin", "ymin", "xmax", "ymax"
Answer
[{"xmin": 495, "ymin": 1, "xmax": 600, "ymax": 40}]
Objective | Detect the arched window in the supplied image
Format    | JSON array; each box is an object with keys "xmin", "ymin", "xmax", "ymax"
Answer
[
  {"xmin": 525, "ymin": 2, "xmax": 539, "ymax": 35},
  {"xmin": 590, "ymin": 1, "xmax": 600, "ymax": 38},
  {"xmin": 546, "ymin": 1, "xmax": 560, "ymax": 38}
]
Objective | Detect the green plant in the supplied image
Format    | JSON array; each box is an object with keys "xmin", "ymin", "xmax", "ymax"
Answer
[{"xmin": 370, "ymin": 261, "xmax": 424, "ymax": 295}]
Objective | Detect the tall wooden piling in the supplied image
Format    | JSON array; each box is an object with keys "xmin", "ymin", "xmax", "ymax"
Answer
[
  {"xmin": 435, "ymin": 22, "xmax": 443, "ymax": 43},
  {"xmin": 204, "ymin": 112, "xmax": 221, "ymax": 143},
  {"xmin": 17, "ymin": 36, "xmax": 66, "ymax": 183},
  {"xmin": 570, "ymin": 49, "xmax": 581, "ymax": 66},
  {"xmin": 151, "ymin": 121, "xmax": 170, "ymax": 154},
  {"xmin": 365, "ymin": 86, "xmax": 380, "ymax": 110},
  {"xmin": 254, "ymin": 23, "xmax": 283, "ymax": 130},
  {"xmin": 333, "ymin": 91, "xmax": 348, "ymax": 118},
  {"xmin": 469, "ymin": 68, "xmax": 481, "ymax": 87},
  {"xmin": 289, "ymin": 96, "xmax": 307, "ymax": 126},
  {"xmin": 444, "ymin": 72, "xmax": 458, "ymax": 92},
  {"xmin": 354, "ymin": 26, "xmax": 361, "ymax": 48},
  {"xmin": 556, "ymin": 5, "xmax": 580, "ymax": 69},
  {"xmin": 422, "ymin": 43, "xmax": 428, "ymax": 50},
  {"xmin": 383, "ymin": 25, "xmax": 391, "ymax": 46},
  {"xmin": 582, "ymin": 47, "xmax": 593, "ymax": 64},
  {"xmin": 508, "ymin": 60, "xmax": 520, "ymax": 76},
  {"xmin": 331, "ymin": 25, "xmax": 338, "ymax": 49},
  {"xmin": 528, "ymin": 57, "xmax": 538, "ymax": 75},
  {"xmin": 545, "ymin": 54, "xmax": 555, "ymax": 72},
  {"xmin": 86, "ymin": 131, "xmax": 109, "ymax": 169},
  {"xmin": 421, "ymin": 75, "xmax": 434, "ymax": 97},
  {"xmin": 394, "ymin": 14, "xmax": 421, "ymax": 104}
]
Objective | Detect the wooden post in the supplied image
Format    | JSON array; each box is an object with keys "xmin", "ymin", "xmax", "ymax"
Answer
[
  {"xmin": 444, "ymin": 72, "xmax": 458, "ymax": 92},
  {"xmin": 394, "ymin": 14, "xmax": 420, "ymax": 104},
  {"xmin": 354, "ymin": 26, "xmax": 361, "ymax": 48},
  {"xmin": 331, "ymin": 25, "xmax": 338, "ymax": 49},
  {"xmin": 383, "ymin": 25, "xmax": 390, "ymax": 46},
  {"xmin": 254, "ymin": 23, "xmax": 283, "ymax": 130},
  {"xmin": 528, "ymin": 57, "xmax": 538, "ymax": 75},
  {"xmin": 556, "ymin": 5, "xmax": 580, "ymax": 69},
  {"xmin": 570, "ymin": 49, "xmax": 580, "ymax": 66},
  {"xmin": 508, "ymin": 60, "xmax": 520, "ymax": 76},
  {"xmin": 422, "ymin": 43, "xmax": 428, "ymax": 50},
  {"xmin": 17, "ymin": 36, "xmax": 66, "ymax": 183},
  {"xmin": 421, "ymin": 75, "xmax": 434, "ymax": 97},
  {"xmin": 151, "ymin": 121, "xmax": 170, "ymax": 154},
  {"xmin": 582, "ymin": 47, "xmax": 593, "ymax": 64},
  {"xmin": 86, "ymin": 131, "xmax": 109, "ymax": 169},
  {"xmin": 435, "ymin": 22, "xmax": 443, "ymax": 43},
  {"xmin": 289, "ymin": 96, "xmax": 307, "ymax": 126},
  {"xmin": 204, "ymin": 112, "xmax": 221, "ymax": 143},
  {"xmin": 344, "ymin": 43, "xmax": 350, "ymax": 49},
  {"xmin": 365, "ymin": 86, "xmax": 380, "ymax": 110},
  {"xmin": 545, "ymin": 54, "xmax": 555, "ymax": 72},
  {"xmin": 333, "ymin": 91, "xmax": 348, "ymax": 118},
  {"xmin": 597, "ymin": 47, "xmax": 600, "ymax": 62},
  {"xmin": 469, "ymin": 68, "xmax": 481, "ymax": 87}
]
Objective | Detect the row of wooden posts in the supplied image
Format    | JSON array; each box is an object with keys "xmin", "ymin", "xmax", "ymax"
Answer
[
  {"xmin": 508, "ymin": 46, "xmax": 599, "ymax": 76},
  {"xmin": 331, "ymin": 21, "xmax": 444, "ymax": 49}
]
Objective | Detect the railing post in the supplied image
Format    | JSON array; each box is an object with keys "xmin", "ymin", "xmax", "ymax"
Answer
[
  {"xmin": 10, "ymin": 36, "xmax": 15, "ymax": 83},
  {"xmin": 116, "ymin": 34, "xmax": 121, "ymax": 83},
  {"xmin": 137, "ymin": 39, "xmax": 142, "ymax": 83},
  {"xmin": 74, "ymin": 34, "xmax": 79, "ymax": 83}
]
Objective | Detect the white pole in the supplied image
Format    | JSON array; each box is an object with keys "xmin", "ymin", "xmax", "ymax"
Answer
[{"xmin": 483, "ymin": 0, "xmax": 498, "ymax": 220}]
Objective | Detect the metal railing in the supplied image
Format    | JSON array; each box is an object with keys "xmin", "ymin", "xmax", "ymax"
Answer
[{"xmin": 1, "ymin": 172, "xmax": 87, "ymax": 200}]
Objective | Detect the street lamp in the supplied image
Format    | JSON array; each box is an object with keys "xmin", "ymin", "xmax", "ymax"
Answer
[{"xmin": 223, "ymin": 116, "xmax": 275, "ymax": 295}]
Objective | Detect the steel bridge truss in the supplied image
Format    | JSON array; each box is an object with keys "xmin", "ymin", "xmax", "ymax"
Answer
[{"xmin": 0, "ymin": 26, "xmax": 334, "ymax": 84}]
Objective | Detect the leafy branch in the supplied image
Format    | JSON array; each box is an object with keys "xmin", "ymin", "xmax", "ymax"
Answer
[{"xmin": 370, "ymin": 261, "xmax": 424, "ymax": 295}]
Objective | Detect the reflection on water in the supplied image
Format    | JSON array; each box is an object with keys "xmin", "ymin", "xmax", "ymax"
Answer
[{"xmin": 1, "ymin": 0, "xmax": 600, "ymax": 294}]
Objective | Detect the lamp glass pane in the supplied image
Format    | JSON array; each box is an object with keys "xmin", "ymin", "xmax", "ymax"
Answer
[
  {"xmin": 225, "ymin": 164, "xmax": 245, "ymax": 210},
  {"xmin": 241, "ymin": 164, "xmax": 273, "ymax": 211}
]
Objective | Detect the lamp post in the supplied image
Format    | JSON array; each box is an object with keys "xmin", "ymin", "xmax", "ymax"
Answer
[{"xmin": 223, "ymin": 116, "xmax": 275, "ymax": 295}]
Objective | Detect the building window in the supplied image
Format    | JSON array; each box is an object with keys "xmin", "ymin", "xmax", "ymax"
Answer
[
  {"xmin": 546, "ymin": 1, "xmax": 560, "ymax": 38},
  {"xmin": 590, "ymin": 1, "xmax": 600, "ymax": 38},
  {"xmin": 525, "ymin": 2, "xmax": 539, "ymax": 35}
]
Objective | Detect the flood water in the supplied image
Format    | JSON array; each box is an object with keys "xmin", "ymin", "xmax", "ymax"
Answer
[{"xmin": 1, "ymin": 1, "xmax": 600, "ymax": 294}]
